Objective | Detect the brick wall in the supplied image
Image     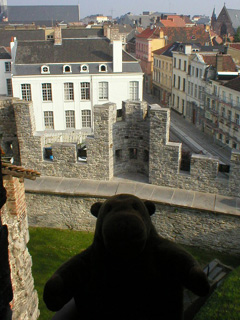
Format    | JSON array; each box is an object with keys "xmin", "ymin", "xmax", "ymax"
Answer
[{"xmin": 2, "ymin": 176, "xmax": 39, "ymax": 320}]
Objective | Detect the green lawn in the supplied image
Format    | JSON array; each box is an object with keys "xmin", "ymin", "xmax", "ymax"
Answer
[
  {"xmin": 28, "ymin": 227, "xmax": 94, "ymax": 320},
  {"xmin": 28, "ymin": 227, "xmax": 240, "ymax": 320}
]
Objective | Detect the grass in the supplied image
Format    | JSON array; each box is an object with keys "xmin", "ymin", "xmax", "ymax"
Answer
[
  {"xmin": 194, "ymin": 266, "xmax": 240, "ymax": 320},
  {"xmin": 28, "ymin": 227, "xmax": 240, "ymax": 320},
  {"xmin": 28, "ymin": 227, "xmax": 94, "ymax": 320}
]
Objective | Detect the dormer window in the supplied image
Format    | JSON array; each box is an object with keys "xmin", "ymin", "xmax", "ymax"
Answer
[
  {"xmin": 63, "ymin": 65, "xmax": 72, "ymax": 73},
  {"xmin": 41, "ymin": 65, "xmax": 50, "ymax": 74},
  {"xmin": 80, "ymin": 64, "xmax": 89, "ymax": 72},
  {"xmin": 99, "ymin": 64, "xmax": 107, "ymax": 72}
]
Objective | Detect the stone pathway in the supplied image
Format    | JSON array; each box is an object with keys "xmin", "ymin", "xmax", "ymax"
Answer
[{"xmin": 25, "ymin": 176, "xmax": 240, "ymax": 216}]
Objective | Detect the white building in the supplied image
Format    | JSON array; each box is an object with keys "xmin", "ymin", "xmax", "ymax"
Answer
[
  {"xmin": 0, "ymin": 46, "xmax": 12, "ymax": 96},
  {"xmin": 171, "ymin": 45, "xmax": 192, "ymax": 115},
  {"xmin": 11, "ymin": 30, "xmax": 143, "ymax": 133}
]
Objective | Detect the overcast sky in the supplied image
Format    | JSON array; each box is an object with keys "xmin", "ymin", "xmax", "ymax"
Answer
[{"xmin": 7, "ymin": 0, "xmax": 240, "ymax": 19}]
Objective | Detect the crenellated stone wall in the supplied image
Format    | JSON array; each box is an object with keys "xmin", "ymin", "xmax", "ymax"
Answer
[
  {"xmin": 2, "ymin": 176, "xmax": 39, "ymax": 320},
  {"xmin": 2, "ymin": 98, "xmax": 240, "ymax": 197}
]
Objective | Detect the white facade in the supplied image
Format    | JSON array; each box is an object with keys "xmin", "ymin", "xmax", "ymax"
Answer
[
  {"xmin": 11, "ymin": 38, "xmax": 143, "ymax": 132},
  {"xmin": 186, "ymin": 53, "xmax": 209, "ymax": 127},
  {"xmin": 171, "ymin": 50, "xmax": 190, "ymax": 115},
  {"xmin": 0, "ymin": 56, "xmax": 12, "ymax": 96},
  {"xmin": 12, "ymin": 72, "xmax": 143, "ymax": 131}
]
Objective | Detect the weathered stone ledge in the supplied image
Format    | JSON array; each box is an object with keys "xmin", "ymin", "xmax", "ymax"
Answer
[{"xmin": 24, "ymin": 176, "xmax": 240, "ymax": 217}]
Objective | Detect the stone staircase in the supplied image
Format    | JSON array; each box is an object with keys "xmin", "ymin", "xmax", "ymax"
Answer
[{"xmin": 184, "ymin": 259, "xmax": 234, "ymax": 320}]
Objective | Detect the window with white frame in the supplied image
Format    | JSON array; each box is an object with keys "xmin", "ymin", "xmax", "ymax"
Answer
[
  {"xmin": 64, "ymin": 83, "xmax": 74, "ymax": 101},
  {"xmin": 5, "ymin": 62, "xmax": 11, "ymax": 72},
  {"xmin": 44, "ymin": 111, "xmax": 54, "ymax": 129},
  {"xmin": 99, "ymin": 64, "xmax": 107, "ymax": 72},
  {"xmin": 65, "ymin": 110, "xmax": 75, "ymax": 128},
  {"xmin": 21, "ymin": 84, "xmax": 32, "ymax": 101},
  {"xmin": 41, "ymin": 65, "xmax": 50, "ymax": 74},
  {"xmin": 80, "ymin": 82, "xmax": 90, "ymax": 100},
  {"xmin": 129, "ymin": 81, "xmax": 139, "ymax": 100},
  {"xmin": 42, "ymin": 83, "xmax": 52, "ymax": 101},
  {"xmin": 63, "ymin": 65, "xmax": 72, "ymax": 73},
  {"xmin": 99, "ymin": 82, "xmax": 108, "ymax": 100},
  {"xmin": 82, "ymin": 110, "xmax": 91, "ymax": 128},
  {"xmin": 80, "ymin": 64, "xmax": 89, "ymax": 72},
  {"xmin": 6, "ymin": 79, "xmax": 12, "ymax": 96}
]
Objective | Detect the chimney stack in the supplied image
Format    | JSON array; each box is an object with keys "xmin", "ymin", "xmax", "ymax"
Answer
[
  {"xmin": 54, "ymin": 26, "xmax": 62, "ymax": 45},
  {"xmin": 216, "ymin": 53, "xmax": 224, "ymax": 72},
  {"xmin": 113, "ymin": 40, "xmax": 122, "ymax": 73}
]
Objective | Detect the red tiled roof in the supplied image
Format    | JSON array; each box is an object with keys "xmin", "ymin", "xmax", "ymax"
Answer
[
  {"xmin": 136, "ymin": 27, "xmax": 156, "ymax": 38},
  {"xmin": 229, "ymin": 43, "xmax": 240, "ymax": 51},
  {"xmin": 161, "ymin": 25, "xmax": 211, "ymax": 45},
  {"xmin": 223, "ymin": 76, "xmax": 240, "ymax": 93},
  {"xmin": 162, "ymin": 15, "xmax": 186, "ymax": 27},
  {"xmin": 160, "ymin": 20, "xmax": 177, "ymax": 27},
  {"xmin": 200, "ymin": 54, "xmax": 237, "ymax": 72},
  {"xmin": 1, "ymin": 161, "xmax": 41, "ymax": 180},
  {"xmin": 152, "ymin": 43, "xmax": 174, "ymax": 55}
]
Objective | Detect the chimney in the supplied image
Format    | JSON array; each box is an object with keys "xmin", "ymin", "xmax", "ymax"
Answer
[
  {"xmin": 185, "ymin": 45, "xmax": 192, "ymax": 54},
  {"xmin": 216, "ymin": 53, "xmax": 224, "ymax": 72},
  {"xmin": 113, "ymin": 40, "xmax": 122, "ymax": 73},
  {"xmin": 54, "ymin": 26, "xmax": 62, "ymax": 45}
]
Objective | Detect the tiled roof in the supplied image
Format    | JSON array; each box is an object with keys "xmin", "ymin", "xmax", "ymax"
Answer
[
  {"xmin": 223, "ymin": 76, "xmax": 240, "ymax": 92},
  {"xmin": 7, "ymin": 6, "xmax": 80, "ymax": 23},
  {"xmin": 226, "ymin": 8, "xmax": 240, "ymax": 30},
  {"xmin": 1, "ymin": 161, "xmax": 41, "ymax": 180},
  {"xmin": 229, "ymin": 43, "xmax": 240, "ymax": 51},
  {"xmin": 161, "ymin": 25, "xmax": 211, "ymax": 45},
  {"xmin": 0, "ymin": 29, "xmax": 45, "ymax": 47},
  {"xmin": 160, "ymin": 20, "xmax": 177, "ymax": 27},
  {"xmin": 152, "ymin": 43, "xmax": 175, "ymax": 56},
  {"xmin": 200, "ymin": 54, "xmax": 237, "ymax": 72},
  {"xmin": 161, "ymin": 15, "xmax": 186, "ymax": 27},
  {"xmin": 14, "ymin": 38, "xmax": 137, "ymax": 64},
  {"xmin": 0, "ymin": 46, "xmax": 11, "ymax": 59},
  {"xmin": 136, "ymin": 27, "xmax": 156, "ymax": 39}
]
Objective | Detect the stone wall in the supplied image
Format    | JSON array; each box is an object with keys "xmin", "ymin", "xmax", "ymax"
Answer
[
  {"xmin": 25, "ymin": 192, "xmax": 240, "ymax": 256},
  {"xmin": 0, "ymin": 98, "xmax": 20, "ymax": 164},
  {"xmin": 2, "ymin": 176, "xmax": 39, "ymax": 320},
  {"xmin": 148, "ymin": 105, "xmax": 240, "ymax": 197},
  {"xmin": 2, "ymin": 98, "xmax": 240, "ymax": 197}
]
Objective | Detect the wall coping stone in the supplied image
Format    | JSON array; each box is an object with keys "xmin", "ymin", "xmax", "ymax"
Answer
[{"xmin": 24, "ymin": 176, "xmax": 240, "ymax": 217}]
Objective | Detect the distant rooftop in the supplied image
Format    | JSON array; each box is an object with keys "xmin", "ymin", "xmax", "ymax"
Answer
[{"xmin": 6, "ymin": 5, "xmax": 80, "ymax": 24}]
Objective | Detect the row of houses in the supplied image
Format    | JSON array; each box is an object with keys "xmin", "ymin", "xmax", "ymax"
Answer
[{"xmin": 152, "ymin": 42, "xmax": 240, "ymax": 150}]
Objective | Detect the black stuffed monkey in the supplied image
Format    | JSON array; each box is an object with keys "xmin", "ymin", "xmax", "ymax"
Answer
[{"xmin": 44, "ymin": 194, "xmax": 210, "ymax": 320}]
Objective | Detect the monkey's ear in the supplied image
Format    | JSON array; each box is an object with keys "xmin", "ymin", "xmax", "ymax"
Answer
[
  {"xmin": 144, "ymin": 201, "xmax": 156, "ymax": 216},
  {"xmin": 90, "ymin": 202, "xmax": 102, "ymax": 218}
]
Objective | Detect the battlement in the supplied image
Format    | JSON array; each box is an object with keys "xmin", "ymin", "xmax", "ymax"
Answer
[{"xmin": 1, "ymin": 98, "xmax": 240, "ymax": 197}]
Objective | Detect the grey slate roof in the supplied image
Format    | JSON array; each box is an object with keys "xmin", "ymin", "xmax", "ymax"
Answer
[
  {"xmin": 226, "ymin": 8, "xmax": 240, "ymax": 30},
  {"xmin": 7, "ymin": 6, "xmax": 80, "ymax": 23},
  {"xmin": 0, "ymin": 46, "xmax": 11, "ymax": 59},
  {"xmin": 15, "ymin": 38, "xmax": 137, "ymax": 64},
  {"xmin": 0, "ymin": 29, "xmax": 45, "ymax": 47},
  {"xmin": 62, "ymin": 28, "xmax": 104, "ymax": 38},
  {"xmin": 13, "ymin": 62, "xmax": 142, "ymax": 76}
]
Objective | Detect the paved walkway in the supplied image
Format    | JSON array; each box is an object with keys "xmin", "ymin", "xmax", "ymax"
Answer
[{"xmin": 25, "ymin": 176, "xmax": 240, "ymax": 217}]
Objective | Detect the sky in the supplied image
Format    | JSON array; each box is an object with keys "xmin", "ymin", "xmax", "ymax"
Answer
[{"xmin": 7, "ymin": 0, "xmax": 240, "ymax": 19}]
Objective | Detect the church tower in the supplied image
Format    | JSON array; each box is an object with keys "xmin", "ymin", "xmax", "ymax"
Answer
[{"xmin": 211, "ymin": 7, "xmax": 217, "ymax": 31}]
